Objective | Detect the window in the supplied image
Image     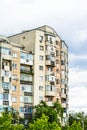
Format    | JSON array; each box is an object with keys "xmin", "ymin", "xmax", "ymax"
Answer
[
  {"xmin": 48, "ymin": 97, "xmax": 52, "ymax": 101},
  {"xmin": 2, "ymin": 77, "xmax": 4, "ymax": 82},
  {"xmin": 13, "ymin": 53, "xmax": 17, "ymax": 58},
  {"xmin": 2, "ymin": 82, "xmax": 10, "ymax": 89},
  {"xmin": 20, "ymin": 107, "xmax": 24, "ymax": 112},
  {"xmin": 39, "ymin": 76, "xmax": 43, "ymax": 81},
  {"xmin": 39, "ymin": 66, "xmax": 43, "ymax": 71},
  {"xmin": 39, "ymin": 86, "xmax": 43, "ymax": 91},
  {"xmin": 39, "ymin": 36, "xmax": 43, "ymax": 43},
  {"xmin": 1, "ymin": 47, "xmax": 11, "ymax": 55},
  {"xmin": 56, "ymin": 50, "xmax": 59, "ymax": 56},
  {"xmin": 12, "ymin": 63, "xmax": 17, "ymax": 69},
  {"xmin": 56, "ymin": 79, "xmax": 60, "ymax": 84},
  {"xmin": 56, "ymin": 41, "xmax": 59, "ymax": 45},
  {"xmin": 39, "ymin": 55, "xmax": 44, "ymax": 61},
  {"xmin": 39, "ymin": 96, "xmax": 43, "ymax": 102},
  {"xmin": 3, "ymin": 93, "xmax": 9, "ymax": 100},
  {"xmin": 20, "ymin": 52, "xmax": 33, "ymax": 61},
  {"xmin": 39, "ymin": 46, "xmax": 44, "ymax": 51},
  {"xmin": 4, "ymin": 71, "xmax": 9, "ymax": 76},
  {"xmin": 12, "ymin": 97, "xmax": 17, "ymax": 102},
  {"xmin": 20, "ymin": 96, "xmax": 24, "ymax": 102},
  {"xmin": 12, "ymin": 86, "xmax": 17, "ymax": 91},
  {"xmin": 21, "ymin": 85, "xmax": 33, "ymax": 92},
  {"xmin": 61, "ymin": 60, "xmax": 65, "ymax": 65},
  {"xmin": 13, "ymin": 74, "xmax": 17, "ymax": 80},
  {"xmin": 56, "ymin": 69, "xmax": 59, "ymax": 73},
  {"xmin": 20, "ymin": 74, "xmax": 32, "ymax": 81},
  {"xmin": 61, "ymin": 79, "xmax": 65, "ymax": 84},
  {"xmin": 48, "ymin": 67, "xmax": 52, "ymax": 72},
  {"xmin": 56, "ymin": 59, "xmax": 59, "ymax": 64},
  {"xmin": 24, "ymin": 96, "xmax": 33, "ymax": 103},
  {"xmin": 61, "ymin": 88, "xmax": 65, "ymax": 94}
]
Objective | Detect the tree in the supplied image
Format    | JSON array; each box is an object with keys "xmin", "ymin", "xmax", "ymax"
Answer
[
  {"xmin": 0, "ymin": 111, "xmax": 24, "ymax": 130},
  {"xmin": 29, "ymin": 114, "xmax": 61, "ymax": 130},
  {"xmin": 33, "ymin": 101, "xmax": 63, "ymax": 124},
  {"xmin": 67, "ymin": 121, "xmax": 82, "ymax": 130}
]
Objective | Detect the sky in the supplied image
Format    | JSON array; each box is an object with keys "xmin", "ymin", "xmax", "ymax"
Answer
[{"xmin": 0, "ymin": 0, "xmax": 87, "ymax": 113}]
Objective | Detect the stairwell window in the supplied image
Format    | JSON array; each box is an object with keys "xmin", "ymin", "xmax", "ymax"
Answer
[
  {"xmin": 39, "ymin": 46, "xmax": 44, "ymax": 51},
  {"xmin": 39, "ymin": 55, "xmax": 44, "ymax": 61},
  {"xmin": 39, "ymin": 36, "xmax": 43, "ymax": 43},
  {"xmin": 39, "ymin": 65, "xmax": 43, "ymax": 71},
  {"xmin": 39, "ymin": 86, "xmax": 43, "ymax": 91},
  {"xmin": 39, "ymin": 76, "xmax": 43, "ymax": 81}
]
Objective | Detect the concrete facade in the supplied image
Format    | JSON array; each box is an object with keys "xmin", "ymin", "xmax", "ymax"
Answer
[{"xmin": 8, "ymin": 25, "xmax": 68, "ymax": 123}]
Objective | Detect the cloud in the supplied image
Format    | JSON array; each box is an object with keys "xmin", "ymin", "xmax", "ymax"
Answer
[
  {"xmin": 69, "ymin": 86, "xmax": 87, "ymax": 112},
  {"xmin": 69, "ymin": 67, "xmax": 87, "ymax": 87},
  {"xmin": 69, "ymin": 67, "xmax": 87, "ymax": 112}
]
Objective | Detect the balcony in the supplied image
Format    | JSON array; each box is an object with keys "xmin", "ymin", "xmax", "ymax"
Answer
[
  {"xmin": 46, "ymin": 60, "xmax": 55, "ymax": 66},
  {"xmin": 3, "ymin": 97, "xmax": 9, "ymax": 101},
  {"xmin": 24, "ymin": 92, "xmax": 33, "ymax": 96},
  {"xmin": 46, "ymin": 75, "xmax": 55, "ymax": 82},
  {"xmin": 1, "ymin": 53, "xmax": 12, "ymax": 60},
  {"xmin": 46, "ymin": 71, "xmax": 55, "ymax": 76},
  {"xmin": 45, "ymin": 90, "xmax": 55, "ymax": 96},
  {"xmin": 46, "ymin": 50, "xmax": 55, "ymax": 56},
  {"xmin": 3, "ymin": 101, "xmax": 9, "ymax": 105},
  {"xmin": 20, "ymin": 59, "xmax": 33, "ymax": 66},
  {"xmin": 62, "ymin": 103, "xmax": 66, "ymax": 108},
  {"xmin": 20, "ymin": 80, "xmax": 32, "ymax": 85},
  {"xmin": 61, "ymin": 93, "xmax": 66, "ymax": 98},
  {"xmin": 20, "ymin": 68, "xmax": 33, "ymax": 74},
  {"xmin": 2, "ymin": 82, "xmax": 10, "ymax": 90}
]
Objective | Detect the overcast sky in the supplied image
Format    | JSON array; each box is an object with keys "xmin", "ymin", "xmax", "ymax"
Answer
[{"xmin": 0, "ymin": 0, "xmax": 87, "ymax": 113}]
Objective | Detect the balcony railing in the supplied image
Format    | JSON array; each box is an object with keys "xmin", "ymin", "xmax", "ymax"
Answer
[
  {"xmin": 46, "ymin": 60, "xmax": 55, "ymax": 66},
  {"xmin": 45, "ymin": 90, "xmax": 55, "ymax": 96},
  {"xmin": 20, "ymin": 69, "xmax": 33, "ymax": 74}
]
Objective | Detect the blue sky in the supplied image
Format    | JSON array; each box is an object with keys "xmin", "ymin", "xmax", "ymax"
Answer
[{"xmin": 0, "ymin": 0, "xmax": 87, "ymax": 112}]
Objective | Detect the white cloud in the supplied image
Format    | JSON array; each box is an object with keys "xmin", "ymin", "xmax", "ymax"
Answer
[
  {"xmin": 69, "ymin": 67, "xmax": 87, "ymax": 112},
  {"xmin": 69, "ymin": 67, "xmax": 87, "ymax": 87}
]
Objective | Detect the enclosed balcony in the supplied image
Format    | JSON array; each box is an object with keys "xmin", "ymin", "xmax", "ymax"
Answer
[
  {"xmin": 24, "ymin": 96, "xmax": 33, "ymax": 104},
  {"xmin": 45, "ymin": 85, "xmax": 55, "ymax": 96},
  {"xmin": 20, "ymin": 66, "xmax": 33, "ymax": 74},
  {"xmin": 45, "ymin": 35, "xmax": 55, "ymax": 46},
  {"xmin": 46, "ymin": 50, "xmax": 55, "ymax": 56},
  {"xmin": 62, "ymin": 103, "xmax": 66, "ymax": 108},
  {"xmin": 61, "ymin": 93, "xmax": 66, "ymax": 98},
  {"xmin": 1, "ymin": 47, "xmax": 12, "ymax": 60},
  {"xmin": 3, "ymin": 101, "xmax": 9, "ymax": 105},
  {"xmin": 3, "ymin": 93, "xmax": 9, "ymax": 101},
  {"xmin": 46, "ymin": 60, "xmax": 55, "ymax": 66},
  {"xmin": 46, "ymin": 75, "xmax": 55, "ymax": 82},
  {"xmin": 20, "ymin": 74, "xmax": 33, "ymax": 84},
  {"xmin": 2, "ymin": 82, "xmax": 11, "ymax": 90},
  {"xmin": 20, "ymin": 52, "xmax": 33, "ymax": 65}
]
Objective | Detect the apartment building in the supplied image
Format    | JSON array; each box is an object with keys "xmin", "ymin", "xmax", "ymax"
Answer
[
  {"xmin": 0, "ymin": 36, "xmax": 33, "ymax": 120},
  {"xmin": 8, "ymin": 25, "xmax": 68, "ymax": 123}
]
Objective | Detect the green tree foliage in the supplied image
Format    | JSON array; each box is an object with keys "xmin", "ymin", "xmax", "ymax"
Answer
[
  {"xmin": 67, "ymin": 121, "xmax": 82, "ymax": 130},
  {"xmin": 0, "ymin": 111, "xmax": 24, "ymax": 130},
  {"xmin": 68, "ymin": 112, "xmax": 87, "ymax": 130},
  {"xmin": 29, "ymin": 114, "xmax": 61, "ymax": 130},
  {"xmin": 33, "ymin": 101, "xmax": 63, "ymax": 124}
]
